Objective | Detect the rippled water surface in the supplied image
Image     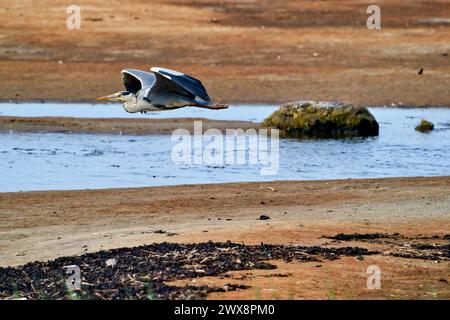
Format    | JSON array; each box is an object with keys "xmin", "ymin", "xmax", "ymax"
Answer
[
  {"xmin": 0, "ymin": 104, "xmax": 449, "ymax": 192},
  {"xmin": 0, "ymin": 102, "xmax": 275, "ymax": 122}
]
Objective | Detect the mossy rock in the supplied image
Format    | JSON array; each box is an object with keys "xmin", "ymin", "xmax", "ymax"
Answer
[
  {"xmin": 415, "ymin": 119, "xmax": 434, "ymax": 133},
  {"xmin": 262, "ymin": 101, "xmax": 379, "ymax": 139}
]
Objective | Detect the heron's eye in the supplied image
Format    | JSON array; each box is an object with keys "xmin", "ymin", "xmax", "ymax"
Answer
[{"xmin": 121, "ymin": 91, "xmax": 131, "ymax": 96}]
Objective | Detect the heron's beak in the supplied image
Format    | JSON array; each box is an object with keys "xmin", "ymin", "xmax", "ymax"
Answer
[{"xmin": 97, "ymin": 94, "xmax": 117, "ymax": 101}]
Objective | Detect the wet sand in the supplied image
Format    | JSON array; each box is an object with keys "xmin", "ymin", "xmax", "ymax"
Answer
[
  {"xmin": 1, "ymin": 176, "xmax": 449, "ymax": 299},
  {"xmin": 1, "ymin": 0, "xmax": 450, "ymax": 106},
  {"xmin": 0, "ymin": 116, "xmax": 259, "ymax": 135}
]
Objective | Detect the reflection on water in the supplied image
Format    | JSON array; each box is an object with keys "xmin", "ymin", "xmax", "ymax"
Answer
[{"xmin": 0, "ymin": 105, "xmax": 449, "ymax": 192}]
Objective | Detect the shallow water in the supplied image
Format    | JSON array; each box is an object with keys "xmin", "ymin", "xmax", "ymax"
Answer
[
  {"xmin": 0, "ymin": 102, "xmax": 275, "ymax": 122},
  {"xmin": 0, "ymin": 104, "xmax": 449, "ymax": 192}
]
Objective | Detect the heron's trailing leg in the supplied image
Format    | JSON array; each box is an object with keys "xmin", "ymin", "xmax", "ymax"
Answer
[{"xmin": 190, "ymin": 103, "xmax": 229, "ymax": 110}]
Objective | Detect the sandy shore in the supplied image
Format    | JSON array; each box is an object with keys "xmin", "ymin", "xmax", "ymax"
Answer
[
  {"xmin": 0, "ymin": 116, "xmax": 258, "ymax": 135},
  {"xmin": 1, "ymin": 0, "xmax": 450, "ymax": 106},
  {"xmin": 1, "ymin": 176, "xmax": 449, "ymax": 299}
]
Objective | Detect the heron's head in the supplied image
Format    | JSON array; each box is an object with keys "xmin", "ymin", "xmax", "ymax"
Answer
[{"xmin": 97, "ymin": 91, "xmax": 133, "ymax": 102}]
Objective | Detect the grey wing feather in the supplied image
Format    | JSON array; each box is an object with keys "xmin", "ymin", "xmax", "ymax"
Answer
[
  {"xmin": 150, "ymin": 73, "xmax": 195, "ymax": 101},
  {"xmin": 121, "ymin": 69, "xmax": 156, "ymax": 94},
  {"xmin": 151, "ymin": 67, "xmax": 212, "ymax": 105}
]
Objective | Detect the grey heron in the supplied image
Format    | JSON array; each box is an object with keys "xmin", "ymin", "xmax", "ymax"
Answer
[{"xmin": 97, "ymin": 67, "xmax": 228, "ymax": 113}]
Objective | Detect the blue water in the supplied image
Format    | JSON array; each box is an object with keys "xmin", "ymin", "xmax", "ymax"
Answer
[
  {"xmin": 0, "ymin": 104, "xmax": 449, "ymax": 192},
  {"xmin": 0, "ymin": 102, "xmax": 275, "ymax": 122}
]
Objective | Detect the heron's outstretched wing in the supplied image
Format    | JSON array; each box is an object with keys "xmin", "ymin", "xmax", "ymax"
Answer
[
  {"xmin": 121, "ymin": 69, "xmax": 156, "ymax": 94},
  {"xmin": 150, "ymin": 67, "xmax": 212, "ymax": 105}
]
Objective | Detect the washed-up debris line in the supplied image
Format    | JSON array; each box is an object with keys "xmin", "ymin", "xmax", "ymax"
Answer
[
  {"xmin": 324, "ymin": 233, "xmax": 450, "ymax": 261},
  {"xmin": 325, "ymin": 233, "xmax": 404, "ymax": 241},
  {"xmin": 0, "ymin": 241, "xmax": 375, "ymax": 300}
]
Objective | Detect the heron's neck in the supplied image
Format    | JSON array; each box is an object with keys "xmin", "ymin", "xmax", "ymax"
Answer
[{"xmin": 122, "ymin": 95, "xmax": 138, "ymax": 113}]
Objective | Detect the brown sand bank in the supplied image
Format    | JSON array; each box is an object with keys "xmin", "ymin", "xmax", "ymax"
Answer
[
  {"xmin": 0, "ymin": 116, "xmax": 258, "ymax": 135},
  {"xmin": 1, "ymin": 0, "xmax": 449, "ymax": 106},
  {"xmin": 1, "ymin": 176, "xmax": 449, "ymax": 299}
]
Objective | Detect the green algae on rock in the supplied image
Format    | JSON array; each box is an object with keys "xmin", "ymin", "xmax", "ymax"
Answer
[
  {"xmin": 415, "ymin": 119, "xmax": 434, "ymax": 133},
  {"xmin": 262, "ymin": 101, "xmax": 379, "ymax": 138}
]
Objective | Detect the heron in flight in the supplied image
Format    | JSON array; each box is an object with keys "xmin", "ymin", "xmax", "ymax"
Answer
[{"xmin": 97, "ymin": 67, "xmax": 228, "ymax": 113}]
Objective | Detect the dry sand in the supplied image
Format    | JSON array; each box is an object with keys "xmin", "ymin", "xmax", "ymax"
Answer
[
  {"xmin": 1, "ymin": 0, "xmax": 449, "ymax": 106},
  {"xmin": 1, "ymin": 176, "xmax": 449, "ymax": 299}
]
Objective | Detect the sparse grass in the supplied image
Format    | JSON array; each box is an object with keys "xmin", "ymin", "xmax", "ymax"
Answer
[
  {"xmin": 327, "ymin": 287, "xmax": 337, "ymax": 300},
  {"xmin": 145, "ymin": 282, "xmax": 157, "ymax": 300}
]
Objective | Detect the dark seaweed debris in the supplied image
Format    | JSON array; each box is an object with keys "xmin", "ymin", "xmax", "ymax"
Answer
[
  {"xmin": 0, "ymin": 241, "xmax": 375, "ymax": 300},
  {"xmin": 325, "ymin": 233, "xmax": 402, "ymax": 241},
  {"xmin": 324, "ymin": 233, "xmax": 450, "ymax": 261}
]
